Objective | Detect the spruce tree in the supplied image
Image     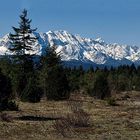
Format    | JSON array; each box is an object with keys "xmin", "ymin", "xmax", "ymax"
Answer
[
  {"xmin": 8, "ymin": 9, "xmax": 38, "ymax": 101},
  {"xmin": 9, "ymin": 9, "xmax": 37, "ymax": 63},
  {"xmin": 91, "ymin": 72, "xmax": 111, "ymax": 99},
  {"xmin": 0, "ymin": 68, "xmax": 18, "ymax": 111},
  {"xmin": 9, "ymin": 9, "xmax": 36, "ymax": 76},
  {"xmin": 39, "ymin": 46, "xmax": 70, "ymax": 100}
]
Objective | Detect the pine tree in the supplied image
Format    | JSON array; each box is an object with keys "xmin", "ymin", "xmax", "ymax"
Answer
[
  {"xmin": 39, "ymin": 46, "xmax": 70, "ymax": 100},
  {"xmin": 9, "ymin": 9, "xmax": 37, "ymax": 63},
  {"xmin": 0, "ymin": 68, "xmax": 11, "ymax": 102},
  {"xmin": 9, "ymin": 9, "xmax": 36, "ymax": 75},
  {"xmin": 20, "ymin": 73, "xmax": 43, "ymax": 102},
  {"xmin": 0, "ymin": 68, "xmax": 18, "ymax": 111},
  {"xmin": 91, "ymin": 72, "xmax": 111, "ymax": 99},
  {"xmin": 8, "ymin": 9, "xmax": 37, "ymax": 100}
]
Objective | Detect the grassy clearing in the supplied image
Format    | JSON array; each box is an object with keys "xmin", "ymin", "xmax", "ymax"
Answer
[{"xmin": 0, "ymin": 91, "xmax": 140, "ymax": 140}]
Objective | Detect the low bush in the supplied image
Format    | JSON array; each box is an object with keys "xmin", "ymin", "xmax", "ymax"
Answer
[
  {"xmin": 66, "ymin": 110, "xmax": 90, "ymax": 127},
  {"xmin": 107, "ymin": 98, "xmax": 117, "ymax": 106},
  {"xmin": 67, "ymin": 101, "xmax": 91, "ymax": 127},
  {"xmin": 0, "ymin": 100, "xmax": 18, "ymax": 111},
  {"xmin": 53, "ymin": 100, "xmax": 91, "ymax": 138},
  {"xmin": 0, "ymin": 113, "xmax": 13, "ymax": 122}
]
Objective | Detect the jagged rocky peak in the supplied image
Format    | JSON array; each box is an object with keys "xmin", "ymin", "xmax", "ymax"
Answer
[{"xmin": 0, "ymin": 30, "xmax": 140, "ymax": 66}]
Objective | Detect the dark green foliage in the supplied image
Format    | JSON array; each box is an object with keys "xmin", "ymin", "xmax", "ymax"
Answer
[
  {"xmin": 116, "ymin": 75, "xmax": 127, "ymax": 91},
  {"xmin": 8, "ymin": 9, "xmax": 38, "ymax": 102},
  {"xmin": 67, "ymin": 69, "xmax": 81, "ymax": 91},
  {"xmin": 9, "ymin": 9, "xmax": 37, "ymax": 59},
  {"xmin": 0, "ymin": 100, "xmax": 18, "ymax": 111},
  {"xmin": 8, "ymin": 9, "xmax": 36, "ymax": 73},
  {"xmin": 9, "ymin": 9, "xmax": 37, "ymax": 69},
  {"xmin": 81, "ymin": 71, "xmax": 95, "ymax": 94},
  {"xmin": 106, "ymin": 98, "xmax": 117, "ymax": 106},
  {"xmin": 132, "ymin": 74, "xmax": 140, "ymax": 91},
  {"xmin": 45, "ymin": 66, "xmax": 70, "ymax": 100},
  {"xmin": 0, "ymin": 68, "xmax": 18, "ymax": 111},
  {"xmin": 77, "ymin": 65, "xmax": 84, "ymax": 75},
  {"xmin": 0, "ymin": 56, "xmax": 12, "ymax": 76},
  {"xmin": 40, "ymin": 46, "xmax": 61, "ymax": 68},
  {"xmin": 107, "ymin": 72, "xmax": 118, "ymax": 93},
  {"xmin": 65, "ymin": 66, "xmax": 86, "ymax": 92},
  {"xmin": 65, "ymin": 64, "xmax": 140, "ymax": 98},
  {"xmin": 90, "ymin": 72, "xmax": 111, "ymax": 99},
  {"xmin": 0, "ymin": 69, "xmax": 12, "ymax": 102},
  {"xmin": 39, "ymin": 46, "xmax": 70, "ymax": 100},
  {"xmin": 20, "ymin": 74, "xmax": 43, "ymax": 103},
  {"xmin": 0, "ymin": 58, "xmax": 17, "ymax": 98},
  {"xmin": 88, "ymin": 66, "xmax": 94, "ymax": 73}
]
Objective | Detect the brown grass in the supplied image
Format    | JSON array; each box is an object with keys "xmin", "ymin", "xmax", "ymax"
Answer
[
  {"xmin": 66, "ymin": 100, "xmax": 91, "ymax": 128},
  {"xmin": 0, "ymin": 91, "xmax": 140, "ymax": 140}
]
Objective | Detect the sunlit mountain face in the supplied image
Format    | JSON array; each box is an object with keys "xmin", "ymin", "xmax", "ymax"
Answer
[{"xmin": 0, "ymin": 30, "xmax": 140, "ymax": 68}]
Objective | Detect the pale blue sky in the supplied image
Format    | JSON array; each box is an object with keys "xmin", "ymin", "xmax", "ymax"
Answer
[{"xmin": 0, "ymin": 0, "xmax": 140, "ymax": 46}]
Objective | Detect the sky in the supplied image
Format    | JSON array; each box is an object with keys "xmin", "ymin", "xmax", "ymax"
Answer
[{"xmin": 0, "ymin": 0, "xmax": 140, "ymax": 46}]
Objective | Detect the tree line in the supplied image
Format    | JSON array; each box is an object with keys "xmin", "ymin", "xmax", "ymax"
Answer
[{"xmin": 0, "ymin": 9, "xmax": 140, "ymax": 111}]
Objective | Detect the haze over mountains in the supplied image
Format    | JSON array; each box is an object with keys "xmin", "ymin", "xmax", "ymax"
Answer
[{"xmin": 0, "ymin": 30, "xmax": 140, "ymax": 67}]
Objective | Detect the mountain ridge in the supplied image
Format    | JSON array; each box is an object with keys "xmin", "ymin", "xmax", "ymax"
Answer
[{"xmin": 0, "ymin": 30, "xmax": 140, "ymax": 67}]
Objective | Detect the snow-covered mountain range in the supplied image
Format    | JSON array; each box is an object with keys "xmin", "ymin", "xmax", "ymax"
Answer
[{"xmin": 0, "ymin": 30, "xmax": 140, "ymax": 67}]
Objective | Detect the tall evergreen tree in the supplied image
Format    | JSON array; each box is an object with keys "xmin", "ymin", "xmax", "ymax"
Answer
[
  {"xmin": 9, "ymin": 9, "xmax": 36, "ymax": 75},
  {"xmin": 39, "ymin": 46, "xmax": 70, "ymax": 100},
  {"xmin": 0, "ymin": 68, "xmax": 18, "ymax": 111},
  {"xmin": 91, "ymin": 72, "xmax": 111, "ymax": 99},
  {"xmin": 8, "ymin": 9, "xmax": 38, "ymax": 100},
  {"xmin": 9, "ymin": 9, "xmax": 37, "ymax": 63}
]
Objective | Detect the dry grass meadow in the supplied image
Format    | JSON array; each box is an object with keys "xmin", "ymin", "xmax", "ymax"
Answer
[{"xmin": 0, "ymin": 91, "xmax": 140, "ymax": 140}]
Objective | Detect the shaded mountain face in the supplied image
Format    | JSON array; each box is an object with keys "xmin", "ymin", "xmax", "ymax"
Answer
[{"xmin": 0, "ymin": 30, "xmax": 140, "ymax": 67}]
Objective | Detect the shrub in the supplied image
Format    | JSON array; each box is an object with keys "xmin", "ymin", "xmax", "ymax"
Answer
[
  {"xmin": 90, "ymin": 72, "xmax": 111, "ymax": 99},
  {"xmin": 45, "ymin": 66, "xmax": 70, "ymax": 100},
  {"xmin": 0, "ymin": 100, "xmax": 18, "ymax": 111},
  {"xmin": 0, "ymin": 69, "xmax": 18, "ymax": 111},
  {"xmin": 66, "ymin": 110, "xmax": 90, "ymax": 127},
  {"xmin": 67, "ymin": 101, "xmax": 91, "ymax": 127},
  {"xmin": 20, "ymin": 76, "xmax": 43, "ymax": 103},
  {"xmin": 53, "ymin": 100, "xmax": 91, "ymax": 138},
  {"xmin": 107, "ymin": 98, "xmax": 117, "ymax": 106},
  {"xmin": 0, "ymin": 113, "xmax": 13, "ymax": 122}
]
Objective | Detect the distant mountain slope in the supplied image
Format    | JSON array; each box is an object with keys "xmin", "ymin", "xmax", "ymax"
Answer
[{"xmin": 0, "ymin": 30, "xmax": 140, "ymax": 67}]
